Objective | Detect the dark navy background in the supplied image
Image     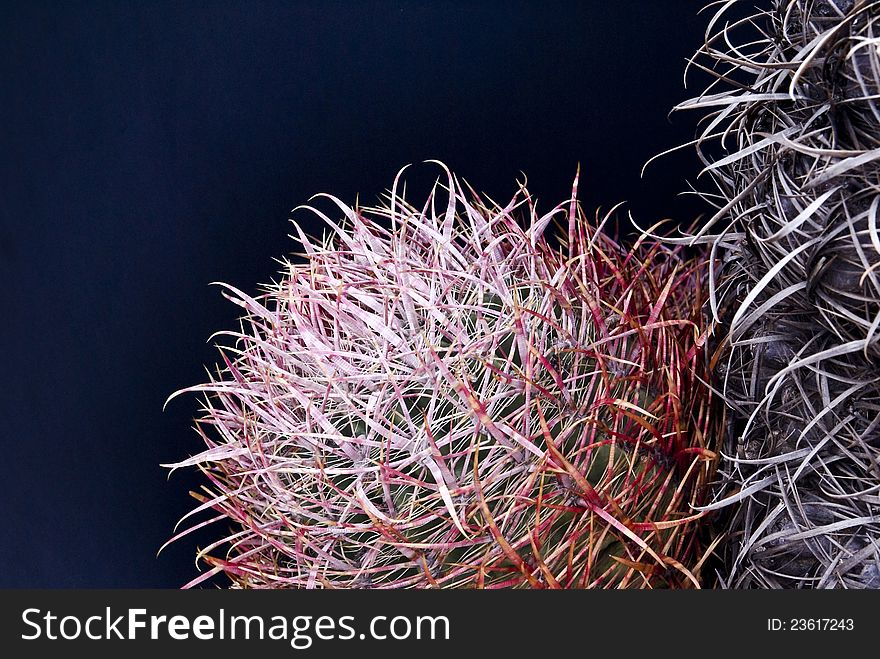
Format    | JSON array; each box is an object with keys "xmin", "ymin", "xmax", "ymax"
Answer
[{"xmin": 1, "ymin": 0, "xmax": 709, "ymax": 587}]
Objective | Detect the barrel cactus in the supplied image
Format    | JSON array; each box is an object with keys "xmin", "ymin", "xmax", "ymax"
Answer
[
  {"xmin": 677, "ymin": 0, "xmax": 880, "ymax": 587},
  {"xmin": 165, "ymin": 163, "xmax": 720, "ymax": 588}
]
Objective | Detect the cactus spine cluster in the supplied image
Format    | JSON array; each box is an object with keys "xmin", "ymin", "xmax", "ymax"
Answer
[{"xmin": 165, "ymin": 166, "xmax": 719, "ymax": 588}]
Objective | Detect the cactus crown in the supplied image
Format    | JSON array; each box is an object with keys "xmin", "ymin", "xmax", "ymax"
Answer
[{"xmin": 165, "ymin": 164, "xmax": 718, "ymax": 589}]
